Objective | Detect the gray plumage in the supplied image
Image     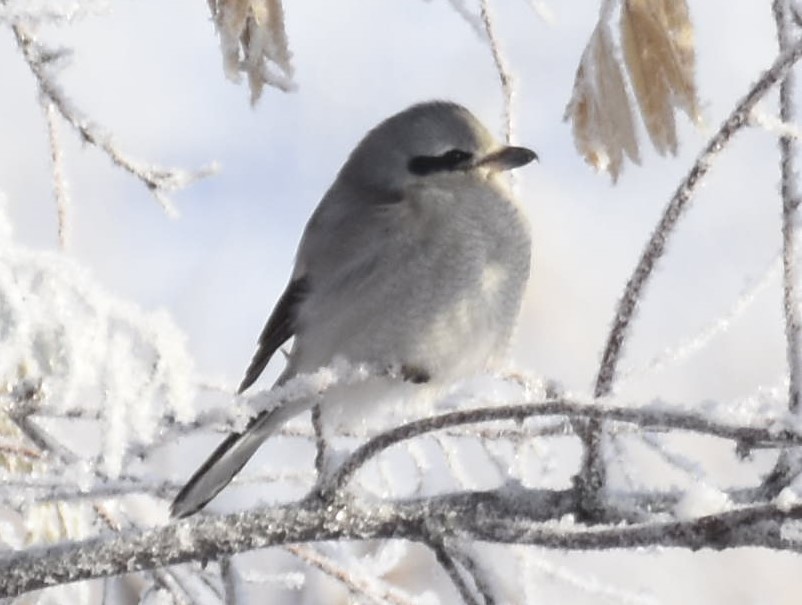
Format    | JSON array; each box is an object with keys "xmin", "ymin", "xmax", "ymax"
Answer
[{"xmin": 170, "ymin": 101, "xmax": 536, "ymax": 518}]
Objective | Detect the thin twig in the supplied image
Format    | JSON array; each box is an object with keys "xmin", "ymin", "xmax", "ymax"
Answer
[
  {"xmin": 760, "ymin": 0, "xmax": 802, "ymax": 499},
  {"xmin": 774, "ymin": 0, "xmax": 802, "ymax": 413},
  {"xmin": 221, "ymin": 557, "xmax": 238, "ymax": 605},
  {"xmin": 320, "ymin": 398, "xmax": 802, "ymax": 498},
  {"xmin": 286, "ymin": 544, "xmax": 419, "ymax": 605},
  {"xmin": 443, "ymin": 541, "xmax": 497, "ymax": 605},
  {"xmin": 429, "ymin": 540, "xmax": 482, "ymax": 605},
  {"xmin": 11, "ymin": 23, "xmax": 215, "ymax": 216},
  {"xmin": 43, "ymin": 100, "xmax": 70, "ymax": 248},
  {"xmin": 479, "ymin": 0, "xmax": 514, "ymax": 144},
  {"xmin": 594, "ymin": 37, "xmax": 802, "ymax": 393},
  {"xmin": 582, "ymin": 34, "xmax": 802, "ymax": 519},
  {"xmin": 312, "ymin": 403, "xmax": 326, "ymax": 478},
  {"xmin": 445, "ymin": 0, "xmax": 486, "ymax": 38}
]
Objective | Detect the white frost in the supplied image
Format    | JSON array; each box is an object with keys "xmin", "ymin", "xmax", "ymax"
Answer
[
  {"xmin": 0, "ymin": 203, "xmax": 196, "ymax": 478},
  {"xmin": 674, "ymin": 482, "xmax": 732, "ymax": 519}
]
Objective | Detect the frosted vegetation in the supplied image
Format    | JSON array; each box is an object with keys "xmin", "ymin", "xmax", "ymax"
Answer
[{"xmin": 3, "ymin": 0, "xmax": 802, "ymax": 603}]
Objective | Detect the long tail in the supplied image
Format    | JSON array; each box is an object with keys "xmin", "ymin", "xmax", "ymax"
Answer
[{"xmin": 170, "ymin": 407, "xmax": 286, "ymax": 519}]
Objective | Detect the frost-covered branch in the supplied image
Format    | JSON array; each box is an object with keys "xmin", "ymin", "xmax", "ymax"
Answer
[
  {"xmin": 43, "ymin": 100, "xmax": 70, "ymax": 249},
  {"xmin": 594, "ymin": 32, "xmax": 802, "ymax": 407},
  {"xmin": 479, "ymin": 0, "xmax": 514, "ymax": 144},
  {"xmin": 286, "ymin": 544, "xmax": 420, "ymax": 605},
  {"xmin": 440, "ymin": 541, "xmax": 497, "ymax": 605},
  {"xmin": 320, "ymin": 397, "xmax": 802, "ymax": 499},
  {"xmin": 3, "ymin": 488, "xmax": 802, "ymax": 599},
  {"xmin": 578, "ymin": 34, "xmax": 802, "ymax": 521},
  {"xmin": 429, "ymin": 539, "xmax": 483, "ymax": 605},
  {"xmin": 760, "ymin": 0, "xmax": 802, "ymax": 501},
  {"xmin": 10, "ymin": 23, "xmax": 216, "ymax": 218},
  {"xmin": 776, "ymin": 0, "xmax": 802, "ymax": 425},
  {"xmin": 774, "ymin": 0, "xmax": 802, "ymax": 415}
]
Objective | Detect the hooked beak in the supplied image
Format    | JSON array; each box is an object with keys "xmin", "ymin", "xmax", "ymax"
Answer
[{"xmin": 476, "ymin": 146, "xmax": 538, "ymax": 171}]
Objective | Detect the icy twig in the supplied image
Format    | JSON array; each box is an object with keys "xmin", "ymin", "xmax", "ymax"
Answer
[
  {"xmin": 522, "ymin": 0, "xmax": 555, "ymax": 26},
  {"xmin": 43, "ymin": 101, "xmax": 70, "ymax": 248},
  {"xmin": 773, "ymin": 0, "xmax": 802, "ymax": 413},
  {"xmin": 582, "ymin": 34, "xmax": 802, "ymax": 519},
  {"xmin": 443, "ymin": 541, "xmax": 497, "ymax": 605},
  {"xmin": 751, "ymin": 108, "xmax": 802, "ymax": 139},
  {"xmin": 0, "ymin": 0, "xmax": 107, "ymax": 25},
  {"xmin": 311, "ymin": 403, "xmax": 326, "ymax": 478},
  {"xmin": 4, "ymin": 492, "xmax": 802, "ymax": 598},
  {"xmin": 525, "ymin": 554, "xmax": 660, "ymax": 605},
  {"xmin": 319, "ymin": 398, "xmax": 802, "ymax": 498},
  {"xmin": 760, "ymin": 0, "xmax": 802, "ymax": 499},
  {"xmin": 286, "ymin": 544, "xmax": 419, "ymax": 605},
  {"xmin": 619, "ymin": 252, "xmax": 781, "ymax": 385},
  {"xmin": 593, "ymin": 26, "xmax": 802, "ymax": 407},
  {"xmin": 445, "ymin": 0, "xmax": 485, "ymax": 38},
  {"xmin": 479, "ymin": 0, "xmax": 515, "ymax": 144},
  {"xmin": 429, "ymin": 540, "xmax": 482, "ymax": 605},
  {"xmin": 220, "ymin": 557, "xmax": 238, "ymax": 605},
  {"xmin": 11, "ymin": 23, "xmax": 216, "ymax": 217}
]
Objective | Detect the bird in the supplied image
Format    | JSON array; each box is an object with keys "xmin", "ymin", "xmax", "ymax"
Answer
[{"xmin": 170, "ymin": 100, "xmax": 536, "ymax": 518}]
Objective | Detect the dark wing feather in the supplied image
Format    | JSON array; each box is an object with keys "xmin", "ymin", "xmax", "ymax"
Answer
[{"xmin": 237, "ymin": 277, "xmax": 308, "ymax": 393}]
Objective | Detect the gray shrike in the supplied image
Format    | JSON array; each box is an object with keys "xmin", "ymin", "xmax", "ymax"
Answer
[{"xmin": 170, "ymin": 101, "xmax": 536, "ymax": 518}]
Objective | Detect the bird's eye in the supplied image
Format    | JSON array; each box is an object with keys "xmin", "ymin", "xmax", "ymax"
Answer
[
  {"xmin": 408, "ymin": 148, "xmax": 473, "ymax": 176},
  {"xmin": 440, "ymin": 149, "xmax": 473, "ymax": 165}
]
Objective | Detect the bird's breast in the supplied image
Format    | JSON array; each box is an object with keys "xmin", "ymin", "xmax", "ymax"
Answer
[{"xmin": 291, "ymin": 179, "xmax": 531, "ymax": 381}]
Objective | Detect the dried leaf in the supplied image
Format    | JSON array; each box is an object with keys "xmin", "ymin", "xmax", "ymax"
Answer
[
  {"xmin": 621, "ymin": 0, "xmax": 701, "ymax": 156},
  {"xmin": 593, "ymin": 22, "xmax": 640, "ymax": 179},
  {"xmin": 657, "ymin": 0, "xmax": 700, "ymax": 122},
  {"xmin": 209, "ymin": 0, "xmax": 295, "ymax": 103},
  {"xmin": 565, "ymin": 47, "xmax": 607, "ymax": 175},
  {"xmin": 621, "ymin": 0, "xmax": 678, "ymax": 155},
  {"xmin": 564, "ymin": 24, "xmax": 640, "ymax": 181}
]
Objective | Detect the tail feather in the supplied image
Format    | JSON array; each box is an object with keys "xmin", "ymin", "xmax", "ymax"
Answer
[{"xmin": 170, "ymin": 408, "xmax": 281, "ymax": 519}]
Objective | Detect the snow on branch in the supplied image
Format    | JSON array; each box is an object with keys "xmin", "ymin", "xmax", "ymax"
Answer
[
  {"xmin": 0, "ymin": 203, "xmax": 196, "ymax": 480},
  {"xmin": 2, "ymin": 380, "xmax": 802, "ymax": 598},
  {"xmin": 10, "ymin": 22, "xmax": 217, "ymax": 221},
  {"xmin": 3, "ymin": 483, "xmax": 802, "ymax": 598},
  {"xmin": 569, "ymin": 34, "xmax": 802, "ymax": 523},
  {"xmin": 479, "ymin": 0, "xmax": 515, "ymax": 144}
]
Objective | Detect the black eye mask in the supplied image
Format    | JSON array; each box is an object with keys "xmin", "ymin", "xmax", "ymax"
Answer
[{"xmin": 407, "ymin": 149, "xmax": 474, "ymax": 176}]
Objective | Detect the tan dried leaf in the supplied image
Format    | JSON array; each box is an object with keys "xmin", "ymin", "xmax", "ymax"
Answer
[
  {"xmin": 564, "ymin": 24, "xmax": 640, "ymax": 181},
  {"xmin": 620, "ymin": 0, "xmax": 700, "ymax": 156},
  {"xmin": 211, "ymin": 0, "xmax": 250, "ymax": 81},
  {"xmin": 621, "ymin": 0, "xmax": 678, "ymax": 155},
  {"xmin": 209, "ymin": 0, "xmax": 295, "ymax": 104},
  {"xmin": 593, "ymin": 22, "xmax": 640, "ymax": 179},
  {"xmin": 657, "ymin": 0, "xmax": 699, "ymax": 122}
]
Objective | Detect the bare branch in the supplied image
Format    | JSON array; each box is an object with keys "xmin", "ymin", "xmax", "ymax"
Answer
[
  {"xmin": 3, "ymin": 491, "xmax": 802, "ymax": 598},
  {"xmin": 286, "ymin": 544, "xmax": 419, "ymax": 605},
  {"xmin": 43, "ymin": 100, "xmax": 70, "ymax": 248},
  {"xmin": 479, "ymin": 0, "xmax": 515, "ymax": 144},
  {"xmin": 774, "ymin": 0, "xmax": 802, "ymax": 414},
  {"xmin": 320, "ymin": 398, "xmax": 800, "ymax": 499},
  {"xmin": 759, "ymin": 0, "xmax": 802, "ymax": 500},
  {"xmin": 594, "ymin": 33, "xmax": 802, "ymax": 400},
  {"xmin": 577, "ymin": 34, "xmax": 802, "ymax": 520},
  {"xmin": 11, "ymin": 23, "xmax": 216, "ymax": 217},
  {"xmin": 442, "ymin": 541, "xmax": 497, "ymax": 605},
  {"xmin": 312, "ymin": 403, "xmax": 326, "ymax": 478},
  {"xmin": 430, "ymin": 540, "xmax": 482, "ymax": 605}
]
